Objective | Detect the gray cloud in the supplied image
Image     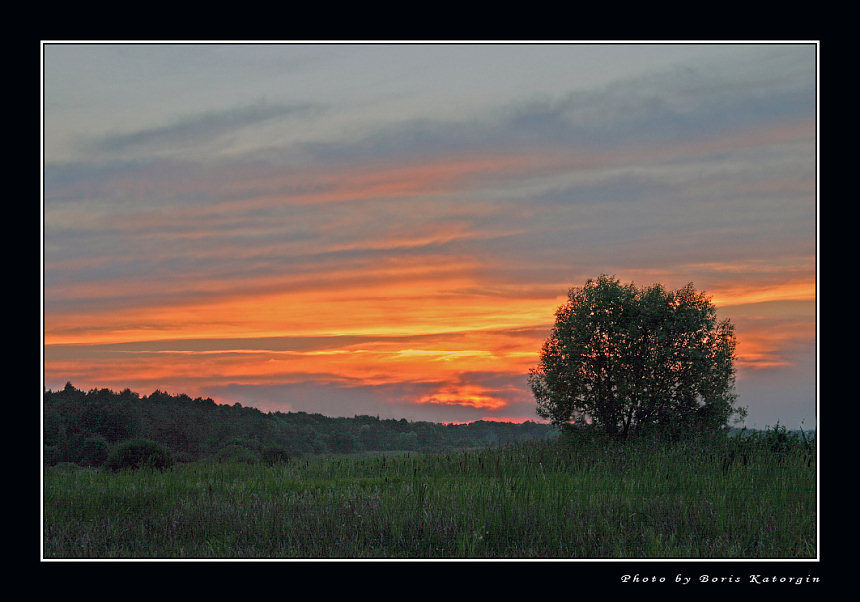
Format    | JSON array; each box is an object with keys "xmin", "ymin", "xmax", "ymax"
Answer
[
  {"xmin": 293, "ymin": 48, "xmax": 814, "ymax": 165},
  {"xmin": 89, "ymin": 101, "xmax": 324, "ymax": 154}
]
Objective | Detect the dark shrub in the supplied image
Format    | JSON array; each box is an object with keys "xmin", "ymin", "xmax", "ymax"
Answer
[
  {"xmin": 172, "ymin": 451, "xmax": 195, "ymax": 464},
  {"xmin": 765, "ymin": 423, "xmax": 791, "ymax": 453},
  {"xmin": 44, "ymin": 444, "xmax": 64, "ymax": 466},
  {"xmin": 221, "ymin": 437, "xmax": 261, "ymax": 451},
  {"xmin": 105, "ymin": 438, "xmax": 174, "ymax": 471},
  {"xmin": 215, "ymin": 443, "xmax": 259, "ymax": 464},
  {"xmin": 261, "ymin": 444, "xmax": 291, "ymax": 464},
  {"xmin": 53, "ymin": 461, "xmax": 80, "ymax": 471},
  {"xmin": 79, "ymin": 435, "xmax": 109, "ymax": 467}
]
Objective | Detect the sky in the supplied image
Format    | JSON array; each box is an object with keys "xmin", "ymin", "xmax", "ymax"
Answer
[{"xmin": 42, "ymin": 42, "xmax": 817, "ymax": 429}]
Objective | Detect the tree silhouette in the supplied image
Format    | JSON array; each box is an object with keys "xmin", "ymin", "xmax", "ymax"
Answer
[
  {"xmin": 529, "ymin": 275, "xmax": 745, "ymax": 437},
  {"xmin": 44, "ymin": 384, "xmax": 559, "ymax": 464}
]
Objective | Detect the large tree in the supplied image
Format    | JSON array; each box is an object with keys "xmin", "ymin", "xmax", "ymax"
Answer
[{"xmin": 529, "ymin": 275, "xmax": 745, "ymax": 437}]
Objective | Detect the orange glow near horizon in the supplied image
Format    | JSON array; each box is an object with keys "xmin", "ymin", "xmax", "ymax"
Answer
[
  {"xmin": 444, "ymin": 416, "xmax": 550, "ymax": 425},
  {"xmin": 710, "ymin": 279, "xmax": 814, "ymax": 307},
  {"xmin": 44, "ymin": 262, "xmax": 813, "ymax": 416},
  {"xmin": 417, "ymin": 384, "xmax": 512, "ymax": 410},
  {"xmin": 42, "ymin": 121, "xmax": 816, "ymax": 420}
]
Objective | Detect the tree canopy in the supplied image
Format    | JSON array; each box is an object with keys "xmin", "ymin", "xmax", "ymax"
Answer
[
  {"xmin": 529, "ymin": 275, "xmax": 745, "ymax": 437},
  {"xmin": 43, "ymin": 384, "xmax": 557, "ymax": 466}
]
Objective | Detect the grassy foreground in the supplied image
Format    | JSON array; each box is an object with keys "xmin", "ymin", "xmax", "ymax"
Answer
[{"xmin": 43, "ymin": 430, "xmax": 816, "ymax": 559}]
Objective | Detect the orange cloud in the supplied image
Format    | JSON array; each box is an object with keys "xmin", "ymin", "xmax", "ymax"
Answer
[
  {"xmin": 710, "ymin": 279, "xmax": 815, "ymax": 307},
  {"xmin": 45, "ymin": 326, "xmax": 544, "ymax": 395},
  {"xmin": 44, "ymin": 119, "xmax": 816, "ymax": 420},
  {"xmin": 417, "ymin": 384, "xmax": 510, "ymax": 410},
  {"xmin": 45, "ymin": 258, "xmax": 566, "ymax": 347},
  {"xmin": 732, "ymin": 317, "xmax": 814, "ymax": 371}
]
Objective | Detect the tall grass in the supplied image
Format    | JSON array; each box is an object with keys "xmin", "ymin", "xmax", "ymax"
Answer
[{"xmin": 43, "ymin": 430, "xmax": 816, "ymax": 558}]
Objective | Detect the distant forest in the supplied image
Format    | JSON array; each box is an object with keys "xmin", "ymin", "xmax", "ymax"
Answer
[{"xmin": 43, "ymin": 383, "xmax": 558, "ymax": 466}]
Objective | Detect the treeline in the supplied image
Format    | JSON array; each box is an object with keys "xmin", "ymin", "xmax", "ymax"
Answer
[{"xmin": 43, "ymin": 383, "xmax": 558, "ymax": 467}]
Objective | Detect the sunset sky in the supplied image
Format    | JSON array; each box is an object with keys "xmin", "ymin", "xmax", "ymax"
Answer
[{"xmin": 42, "ymin": 42, "xmax": 817, "ymax": 429}]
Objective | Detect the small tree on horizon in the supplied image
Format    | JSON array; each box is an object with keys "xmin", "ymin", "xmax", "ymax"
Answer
[{"xmin": 529, "ymin": 275, "xmax": 746, "ymax": 438}]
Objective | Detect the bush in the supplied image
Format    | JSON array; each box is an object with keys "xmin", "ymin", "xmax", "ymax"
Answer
[
  {"xmin": 44, "ymin": 445, "xmax": 64, "ymax": 466},
  {"xmin": 79, "ymin": 435, "xmax": 109, "ymax": 467},
  {"xmin": 52, "ymin": 461, "xmax": 80, "ymax": 471},
  {"xmin": 105, "ymin": 438, "xmax": 174, "ymax": 471},
  {"xmin": 222, "ymin": 436, "xmax": 260, "ymax": 451},
  {"xmin": 172, "ymin": 451, "xmax": 195, "ymax": 464},
  {"xmin": 765, "ymin": 423, "xmax": 791, "ymax": 453},
  {"xmin": 215, "ymin": 443, "xmax": 259, "ymax": 464},
  {"xmin": 260, "ymin": 444, "xmax": 291, "ymax": 464}
]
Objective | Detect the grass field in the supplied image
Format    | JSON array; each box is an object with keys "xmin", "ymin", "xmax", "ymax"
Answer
[{"xmin": 42, "ymin": 430, "xmax": 816, "ymax": 559}]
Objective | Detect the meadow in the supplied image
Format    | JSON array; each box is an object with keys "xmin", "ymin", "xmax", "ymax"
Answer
[{"xmin": 42, "ymin": 429, "xmax": 816, "ymax": 559}]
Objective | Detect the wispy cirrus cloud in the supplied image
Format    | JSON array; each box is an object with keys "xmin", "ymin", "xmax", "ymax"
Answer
[{"xmin": 87, "ymin": 100, "xmax": 324, "ymax": 155}]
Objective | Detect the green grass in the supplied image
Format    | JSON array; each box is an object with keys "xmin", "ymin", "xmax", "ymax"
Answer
[{"xmin": 43, "ymin": 432, "xmax": 816, "ymax": 559}]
